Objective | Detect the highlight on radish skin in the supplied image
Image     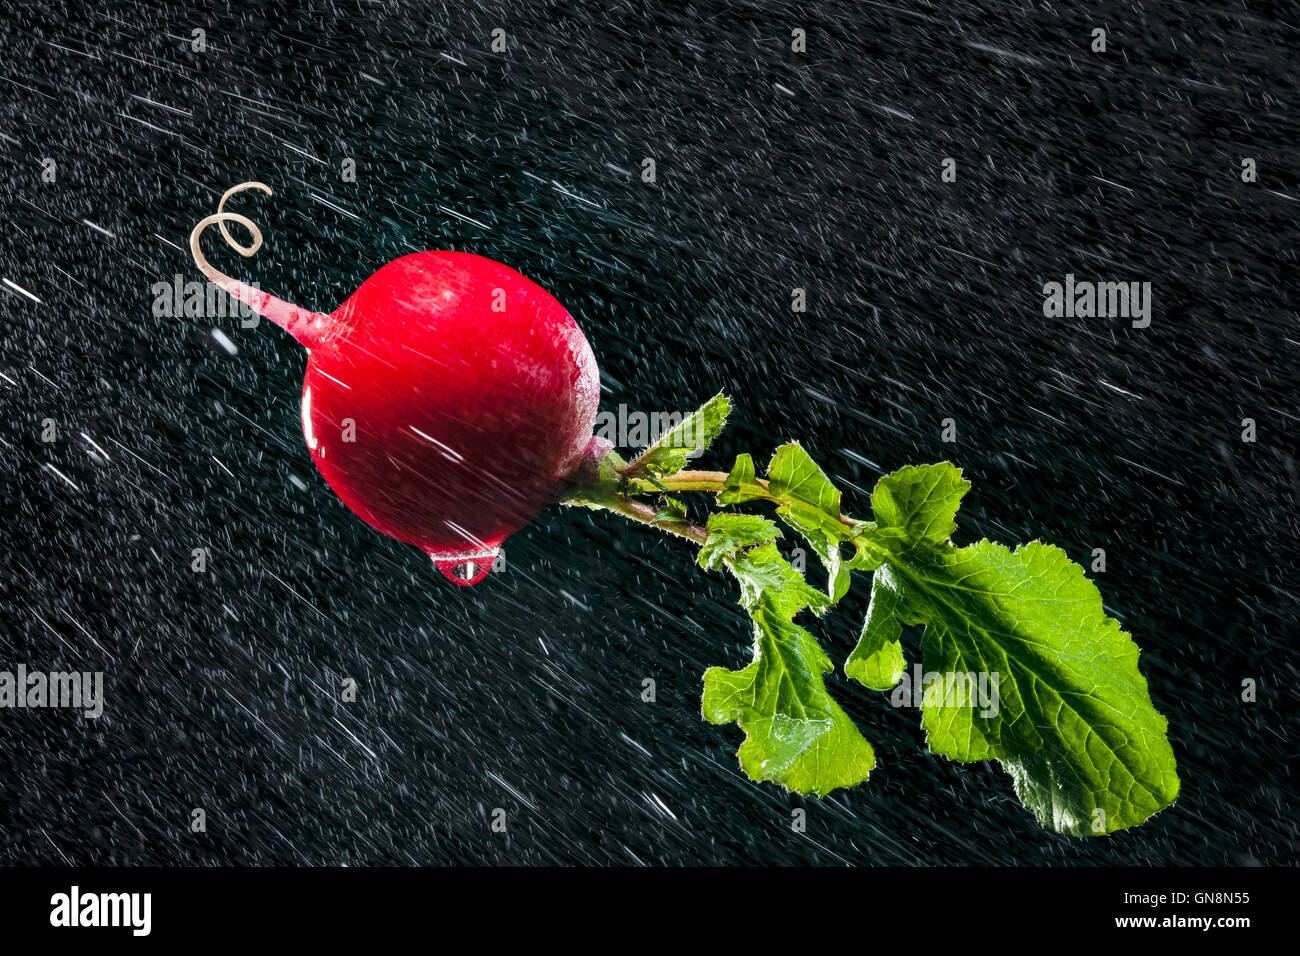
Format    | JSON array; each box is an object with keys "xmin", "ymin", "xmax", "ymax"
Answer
[{"xmin": 191, "ymin": 184, "xmax": 601, "ymax": 585}]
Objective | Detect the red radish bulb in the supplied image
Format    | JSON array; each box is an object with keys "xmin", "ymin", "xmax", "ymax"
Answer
[{"xmin": 191, "ymin": 183, "xmax": 600, "ymax": 585}]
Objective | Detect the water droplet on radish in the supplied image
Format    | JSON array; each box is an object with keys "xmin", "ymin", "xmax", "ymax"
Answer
[{"xmin": 432, "ymin": 555, "xmax": 493, "ymax": 587}]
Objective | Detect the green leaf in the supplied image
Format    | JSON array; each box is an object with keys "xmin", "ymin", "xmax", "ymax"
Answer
[
  {"xmin": 698, "ymin": 514, "xmax": 781, "ymax": 570},
  {"xmin": 717, "ymin": 453, "xmax": 766, "ymax": 504},
  {"xmin": 764, "ymin": 443, "xmax": 853, "ymax": 602},
  {"xmin": 650, "ymin": 497, "xmax": 687, "ymax": 525},
  {"xmin": 845, "ymin": 567, "xmax": 906, "ymax": 690},
  {"xmin": 870, "ymin": 463, "xmax": 970, "ymax": 551},
  {"xmin": 637, "ymin": 393, "xmax": 731, "ymax": 478},
  {"xmin": 727, "ymin": 543, "xmax": 829, "ymax": 618},
  {"xmin": 877, "ymin": 538, "xmax": 1180, "ymax": 836},
  {"xmin": 768, "ymin": 442, "xmax": 842, "ymax": 519},
  {"xmin": 703, "ymin": 545, "xmax": 874, "ymax": 795},
  {"xmin": 777, "ymin": 505, "xmax": 852, "ymax": 602},
  {"xmin": 846, "ymin": 522, "xmax": 889, "ymax": 572}
]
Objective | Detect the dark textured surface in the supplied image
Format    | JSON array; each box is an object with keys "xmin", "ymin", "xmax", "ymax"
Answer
[{"xmin": 0, "ymin": 0, "xmax": 1296, "ymax": 865}]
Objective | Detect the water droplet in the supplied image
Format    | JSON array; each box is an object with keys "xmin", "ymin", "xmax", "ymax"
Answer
[{"xmin": 433, "ymin": 556, "xmax": 493, "ymax": 587}]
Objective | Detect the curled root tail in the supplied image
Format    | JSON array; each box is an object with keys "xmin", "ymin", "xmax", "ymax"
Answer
[
  {"xmin": 189, "ymin": 181, "xmax": 273, "ymax": 279},
  {"xmin": 188, "ymin": 182, "xmax": 330, "ymax": 348}
]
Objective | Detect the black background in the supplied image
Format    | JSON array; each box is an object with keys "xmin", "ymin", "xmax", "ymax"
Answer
[{"xmin": 0, "ymin": 0, "xmax": 1296, "ymax": 865}]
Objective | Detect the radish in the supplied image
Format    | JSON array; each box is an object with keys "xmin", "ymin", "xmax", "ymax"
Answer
[
  {"xmin": 191, "ymin": 183, "xmax": 600, "ymax": 585},
  {"xmin": 188, "ymin": 186, "xmax": 1179, "ymax": 832}
]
